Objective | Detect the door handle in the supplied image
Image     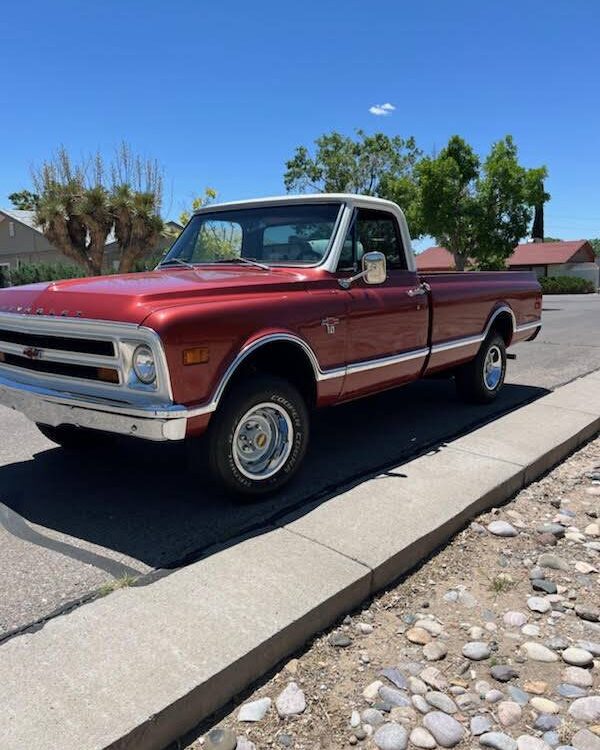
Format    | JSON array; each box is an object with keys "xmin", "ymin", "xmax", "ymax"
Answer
[{"xmin": 407, "ymin": 286, "xmax": 427, "ymax": 297}]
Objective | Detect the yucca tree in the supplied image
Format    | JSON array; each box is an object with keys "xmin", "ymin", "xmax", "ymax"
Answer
[
  {"xmin": 111, "ymin": 185, "xmax": 163, "ymax": 273},
  {"xmin": 32, "ymin": 143, "xmax": 164, "ymax": 276}
]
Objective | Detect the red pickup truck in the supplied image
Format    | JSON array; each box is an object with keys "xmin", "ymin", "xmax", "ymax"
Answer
[{"xmin": 0, "ymin": 194, "xmax": 541, "ymax": 495}]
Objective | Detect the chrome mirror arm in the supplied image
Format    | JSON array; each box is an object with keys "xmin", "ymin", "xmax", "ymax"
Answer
[{"xmin": 338, "ymin": 270, "xmax": 367, "ymax": 290}]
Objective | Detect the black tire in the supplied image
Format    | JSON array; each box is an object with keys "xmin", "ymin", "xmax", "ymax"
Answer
[
  {"xmin": 455, "ymin": 332, "xmax": 507, "ymax": 404},
  {"xmin": 36, "ymin": 423, "xmax": 108, "ymax": 449},
  {"xmin": 207, "ymin": 375, "xmax": 309, "ymax": 498}
]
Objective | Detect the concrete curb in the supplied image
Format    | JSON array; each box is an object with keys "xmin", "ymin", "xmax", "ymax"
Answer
[{"xmin": 2, "ymin": 371, "xmax": 600, "ymax": 750}]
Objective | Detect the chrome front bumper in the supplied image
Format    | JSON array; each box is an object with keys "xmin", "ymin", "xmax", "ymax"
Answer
[{"xmin": 0, "ymin": 373, "xmax": 188, "ymax": 441}]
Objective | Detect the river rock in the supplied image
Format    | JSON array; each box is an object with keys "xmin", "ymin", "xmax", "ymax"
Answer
[
  {"xmin": 531, "ymin": 697, "xmax": 560, "ymax": 714},
  {"xmin": 463, "ymin": 641, "xmax": 491, "ymax": 660},
  {"xmin": 408, "ymin": 676, "xmax": 429, "ymax": 695},
  {"xmin": 523, "ymin": 642, "xmax": 559, "ymax": 662},
  {"xmin": 538, "ymin": 554, "xmax": 569, "ymax": 571},
  {"xmin": 363, "ymin": 708, "xmax": 386, "ymax": 727},
  {"xmin": 575, "ymin": 606, "xmax": 600, "ymax": 623},
  {"xmin": 558, "ymin": 684, "xmax": 587, "ymax": 698},
  {"xmin": 480, "ymin": 732, "xmax": 519, "ymax": 750},
  {"xmin": 517, "ymin": 736, "xmax": 552, "ymax": 750},
  {"xmin": 533, "ymin": 580, "xmax": 558, "ymax": 595},
  {"xmin": 381, "ymin": 668, "xmax": 409, "ymax": 690},
  {"xmin": 504, "ymin": 611, "xmax": 528, "ymax": 628},
  {"xmin": 373, "ymin": 722, "xmax": 408, "ymax": 750},
  {"xmin": 488, "ymin": 521, "xmax": 519, "ymax": 537},
  {"xmin": 238, "ymin": 697, "xmax": 272, "ymax": 722},
  {"xmin": 498, "ymin": 700, "xmax": 522, "ymax": 726},
  {"xmin": 412, "ymin": 695, "xmax": 431, "ymax": 714},
  {"xmin": 423, "ymin": 641, "xmax": 448, "ymax": 661},
  {"xmin": 491, "ymin": 665, "xmax": 519, "ymax": 682},
  {"xmin": 524, "ymin": 680, "xmax": 548, "ymax": 695},
  {"xmin": 425, "ymin": 691, "xmax": 457, "ymax": 714},
  {"xmin": 276, "ymin": 682, "xmax": 306, "ymax": 717},
  {"xmin": 236, "ymin": 737, "xmax": 257, "ymax": 750},
  {"xmin": 562, "ymin": 647, "xmax": 594, "ymax": 667},
  {"xmin": 423, "ymin": 711, "xmax": 465, "ymax": 747},
  {"xmin": 571, "ymin": 728, "xmax": 600, "ymax": 750},
  {"xmin": 577, "ymin": 640, "xmax": 600, "ymax": 656},
  {"xmin": 537, "ymin": 523, "xmax": 566, "ymax": 537},
  {"xmin": 379, "ymin": 686, "xmax": 411, "ymax": 707},
  {"xmin": 472, "ymin": 715, "xmax": 493, "ymax": 735},
  {"xmin": 569, "ymin": 697, "xmax": 600, "ymax": 723},
  {"xmin": 562, "ymin": 667, "xmax": 593, "ymax": 688},
  {"xmin": 407, "ymin": 627, "xmax": 432, "ymax": 645},
  {"xmin": 204, "ymin": 728, "xmax": 238, "ymax": 750},
  {"xmin": 528, "ymin": 597, "xmax": 552, "ymax": 614},
  {"xmin": 410, "ymin": 727, "xmax": 437, "ymax": 749},
  {"xmin": 364, "ymin": 681, "xmax": 384, "ymax": 701},
  {"xmin": 420, "ymin": 667, "xmax": 447, "ymax": 690}
]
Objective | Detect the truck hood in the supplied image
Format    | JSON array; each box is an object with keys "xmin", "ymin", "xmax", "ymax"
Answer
[{"xmin": 0, "ymin": 266, "xmax": 308, "ymax": 325}]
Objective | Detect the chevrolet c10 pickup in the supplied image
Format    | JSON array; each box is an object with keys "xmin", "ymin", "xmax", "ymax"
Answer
[{"xmin": 0, "ymin": 194, "xmax": 542, "ymax": 495}]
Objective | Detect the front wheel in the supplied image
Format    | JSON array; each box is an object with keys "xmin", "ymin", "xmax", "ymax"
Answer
[
  {"xmin": 207, "ymin": 375, "xmax": 309, "ymax": 497},
  {"xmin": 455, "ymin": 333, "xmax": 507, "ymax": 404}
]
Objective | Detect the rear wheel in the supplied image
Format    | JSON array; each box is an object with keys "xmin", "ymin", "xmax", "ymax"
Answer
[
  {"xmin": 455, "ymin": 332, "xmax": 507, "ymax": 404},
  {"xmin": 207, "ymin": 375, "xmax": 309, "ymax": 497},
  {"xmin": 36, "ymin": 423, "xmax": 108, "ymax": 449}
]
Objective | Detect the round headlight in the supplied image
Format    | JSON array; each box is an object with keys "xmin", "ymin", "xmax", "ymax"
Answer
[{"xmin": 132, "ymin": 344, "xmax": 156, "ymax": 384}]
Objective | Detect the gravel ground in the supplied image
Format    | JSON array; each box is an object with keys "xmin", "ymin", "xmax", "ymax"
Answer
[{"xmin": 179, "ymin": 436, "xmax": 600, "ymax": 750}]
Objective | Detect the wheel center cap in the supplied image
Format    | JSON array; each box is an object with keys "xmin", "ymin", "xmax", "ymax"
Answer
[{"xmin": 255, "ymin": 433, "xmax": 267, "ymax": 449}]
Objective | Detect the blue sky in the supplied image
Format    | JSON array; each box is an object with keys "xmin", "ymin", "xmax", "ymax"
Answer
[{"xmin": 1, "ymin": 0, "xmax": 599, "ymax": 245}]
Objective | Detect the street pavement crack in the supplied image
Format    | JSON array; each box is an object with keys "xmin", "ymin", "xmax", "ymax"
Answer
[{"xmin": 0, "ymin": 502, "xmax": 143, "ymax": 579}]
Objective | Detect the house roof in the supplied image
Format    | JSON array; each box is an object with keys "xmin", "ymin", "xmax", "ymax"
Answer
[
  {"xmin": 416, "ymin": 239, "xmax": 597, "ymax": 271},
  {"xmin": 415, "ymin": 245, "xmax": 456, "ymax": 271},
  {"xmin": 508, "ymin": 240, "xmax": 595, "ymax": 266},
  {"xmin": 0, "ymin": 208, "xmax": 39, "ymax": 231}
]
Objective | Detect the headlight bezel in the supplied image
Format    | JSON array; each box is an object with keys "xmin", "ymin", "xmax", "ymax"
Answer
[{"xmin": 132, "ymin": 343, "xmax": 157, "ymax": 385}]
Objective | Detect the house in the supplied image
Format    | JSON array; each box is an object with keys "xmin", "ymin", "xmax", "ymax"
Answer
[
  {"xmin": 416, "ymin": 239, "xmax": 599, "ymax": 288},
  {"xmin": 0, "ymin": 208, "xmax": 182, "ymax": 277},
  {"xmin": 0, "ymin": 208, "xmax": 74, "ymax": 276},
  {"xmin": 415, "ymin": 246, "xmax": 458, "ymax": 272}
]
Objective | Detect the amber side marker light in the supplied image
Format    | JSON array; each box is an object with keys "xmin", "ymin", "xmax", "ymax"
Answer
[
  {"xmin": 97, "ymin": 367, "xmax": 119, "ymax": 383},
  {"xmin": 183, "ymin": 347, "xmax": 209, "ymax": 365},
  {"xmin": 0, "ymin": 352, "xmax": 4, "ymax": 362}
]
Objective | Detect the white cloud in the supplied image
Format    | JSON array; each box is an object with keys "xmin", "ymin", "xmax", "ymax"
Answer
[{"xmin": 369, "ymin": 102, "xmax": 396, "ymax": 116}]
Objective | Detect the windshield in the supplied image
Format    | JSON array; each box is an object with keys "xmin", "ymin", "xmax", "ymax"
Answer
[{"xmin": 161, "ymin": 202, "xmax": 342, "ymax": 267}]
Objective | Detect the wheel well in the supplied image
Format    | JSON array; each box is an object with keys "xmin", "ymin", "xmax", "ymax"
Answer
[
  {"xmin": 221, "ymin": 341, "xmax": 317, "ymax": 408},
  {"xmin": 489, "ymin": 311, "xmax": 514, "ymax": 346}
]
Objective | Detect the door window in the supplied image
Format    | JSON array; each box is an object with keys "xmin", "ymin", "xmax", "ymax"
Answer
[{"xmin": 337, "ymin": 209, "xmax": 406, "ymax": 271}]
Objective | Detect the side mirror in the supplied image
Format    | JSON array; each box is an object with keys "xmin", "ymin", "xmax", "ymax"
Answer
[{"xmin": 362, "ymin": 251, "xmax": 387, "ymax": 285}]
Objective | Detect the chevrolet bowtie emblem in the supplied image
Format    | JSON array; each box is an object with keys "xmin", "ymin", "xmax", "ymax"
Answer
[
  {"xmin": 321, "ymin": 317, "xmax": 339, "ymax": 335},
  {"xmin": 22, "ymin": 347, "xmax": 42, "ymax": 360}
]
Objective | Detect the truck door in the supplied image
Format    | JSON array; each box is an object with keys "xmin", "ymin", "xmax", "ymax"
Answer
[{"xmin": 337, "ymin": 207, "xmax": 430, "ymax": 399}]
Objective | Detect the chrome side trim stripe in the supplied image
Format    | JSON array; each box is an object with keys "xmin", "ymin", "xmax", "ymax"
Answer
[
  {"xmin": 346, "ymin": 347, "xmax": 428, "ymax": 375},
  {"xmin": 430, "ymin": 334, "xmax": 484, "ymax": 354},
  {"xmin": 515, "ymin": 320, "xmax": 542, "ymax": 333}
]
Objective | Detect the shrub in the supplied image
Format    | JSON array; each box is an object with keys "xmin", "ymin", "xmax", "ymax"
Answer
[
  {"xmin": 539, "ymin": 275, "xmax": 595, "ymax": 294},
  {"xmin": 8, "ymin": 262, "xmax": 84, "ymax": 287}
]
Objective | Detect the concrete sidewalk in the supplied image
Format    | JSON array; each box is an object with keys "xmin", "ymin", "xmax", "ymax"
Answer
[{"xmin": 1, "ymin": 370, "xmax": 599, "ymax": 750}]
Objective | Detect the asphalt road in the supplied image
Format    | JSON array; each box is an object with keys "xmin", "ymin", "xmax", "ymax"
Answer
[{"xmin": 0, "ymin": 293, "xmax": 599, "ymax": 639}]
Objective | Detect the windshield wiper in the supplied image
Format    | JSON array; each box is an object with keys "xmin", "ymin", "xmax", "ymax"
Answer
[
  {"xmin": 213, "ymin": 257, "xmax": 271, "ymax": 271},
  {"xmin": 157, "ymin": 257, "xmax": 197, "ymax": 270}
]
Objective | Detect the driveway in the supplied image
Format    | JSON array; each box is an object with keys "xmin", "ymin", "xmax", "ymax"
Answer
[{"xmin": 0, "ymin": 293, "xmax": 599, "ymax": 639}]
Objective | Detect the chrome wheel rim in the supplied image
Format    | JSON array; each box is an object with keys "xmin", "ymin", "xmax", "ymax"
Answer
[
  {"xmin": 484, "ymin": 345, "xmax": 503, "ymax": 390},
  {"xmin": 232, "ymin": 402, "xmax": 294, "ymax": 480}
]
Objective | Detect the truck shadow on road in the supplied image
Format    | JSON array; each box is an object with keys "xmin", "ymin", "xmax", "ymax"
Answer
[{"xmin": 0, "ymin": 378, "xmax": 549, "ymax": 579}]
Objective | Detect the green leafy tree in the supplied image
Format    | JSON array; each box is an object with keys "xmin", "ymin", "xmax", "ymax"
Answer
[
  {"xmin": 32, "ymin": 144, "xmax": 163, "ymax": 275},
  {"xmin": 8, "ymin": 190, "xmax": 39, "ymax": 210},
  {"xmin": 415, "ymin": 135, "xmax": 548, "ymax": 270},
  {"xmin": 284, "ymin": 130, "xmax": 422, "ymax": 201}
]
